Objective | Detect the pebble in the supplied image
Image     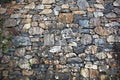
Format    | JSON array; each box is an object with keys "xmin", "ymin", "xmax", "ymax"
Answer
[
  {"xmin": 81, "ymin": 34, "xmax": 92, "ymax": 45},
  {"xmin": 23, "ymin": 23, "xmax": 31, "ymax": 30},
  {"xmin": 29, "ymin": 27, "xmax": 44, "ymax": 35},
  {"xmin": 77, "ymin": 0, "xmax": 89, "ymax": 10},
  {"xmin": 113, "ymin": 0, "xmax": 120, "ymax": 6},
  {"xmin": 49, "ymin": 46, "xmax": 61, "ymax": 53},
  {"xmin": 95, "ymin": 52, "xmax": 107, "ymax": 59},
  {"xmin": 105, "ymin": 12, "xmax": 117, "ymax": 18}
]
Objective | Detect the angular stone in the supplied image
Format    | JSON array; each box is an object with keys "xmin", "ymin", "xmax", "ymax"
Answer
[
  {"xmin": 10, "ymin": 14, "xmax": 21, "ymax": 18},
  {"xmin": 42, "ymin": 0, "xmax": 55, "ymax": 4},
  {"xmin": 96, "ymin": 0, "xmax": 104, "ymax": 3},
  {"xmin": 89, "ymin": 69, "xmax": 99, "ymax": 78},
  {"xmin": 49, "ymin": 46, "xmax": 61, "ymax": 53},
  {"xmin": 114, "ymin": 8, "xmax": 120, "ymax": 14},
  {"xmin": 1, "ymin": 56, "xmax": 10, "ymax": 63},
  {"xmin": 21, "ymin": 19, "xmax": 32, "ymax": 24},
  {"xmin": 44, "ymin": 34, "xmax": 54, "ymax": 46},
  {"xmin": 32, "ymin": 15, "xmax": 41, "ymax": 21},
  {"xmin": 81, "ymin": 34, "xmax": 92, "ymax": 45},
  {"xmin": 94, "ymin": 4, "xmax": 104, "ymax": 9},
  {"xmin": 79, "ymin": 20, "xmax": 89, "ymax": 28},
  {"xmin": 12, "ymin": 36, "xmax": 31, "ymax": 46},
  {"xmin": 85, "ymin": 45, "xmax": 98, "ymax": 54},
  {"xmin": 29, "ymin": 27, "xmax": 44, "ymax": 35},
  {"xmin": 39, "ymin": 22, "xmax": 47, "ymax": 29},
  {"xmin": 0, "ymin": 8, "xmax": 6, "ymax": 14},
  {"xmin": 90, "ymin": 18, "xmax": 101, "ymax": 26},
  {"xmin": 59, "ymin": 13, "xmax": 73, "ymax": 24},
  {"xmin": 77, "ymin": 0, "xmax": 89, "ymax": 10},
  {"xmin": 95, "ymin": 52, "xmax": 107, "ymax": 59},
  {"xmin": 39, "ymin": 9, "xmax": 52, "ymax": 14},
  {"xmin": 14, "ymin": 48, "xmax": 26, "ymax": 57},
  {"xmin": 61, "ymin": 28, "xmax": 73, "ymax": 39},
  {"xmin": 65, "ymin": 53, "xmax": 77, "ymax": 58},
  {"xmin": 22, "ymin": 70, "xmax": 33, "ymax": 76},
  {"xmin": 61, "ymin": 4, "xmax": 69, "ymax": 9},
  {"xmin": 4, "ymin": 19, "xmax": 17, "ymax": 27},
  {"xmin": 19, "ymin": 59, "xmax": 31, "ymax": 69},
  {"xmin": 73, "ymin": 11, "xmax": 86, "ymax": 15},
  {"xmin": 107, "ymin": 35, "xmax": 115, "ymax": 43},
  {"xmin": 36, "ymin": 4, "xmax": 44, "ymax": 10},
  {"xmin": 113, "ymin": 0, "xmax": 120, "ymax": 6},
  {"xmin": 80, "ymin": 68, "xmax": 89, "ymax": 77},
  {"xmin": 94, "ymin": 12, "xmax": 103, "ymax": 17},
  {"xmin": 25, "ymin": 2, "xmax": 35, "ymax": 9},
  {"xmin": 105, "ymin": 12, "xmax": 117, "ymax": 18},
  {"xmin": 29, "ymin": 58, "xmax": 39, "ymax": 64},
  {"xmin": 31, "ymin": 22, "xmax": 38, "ymax": 27},
  {"xmin": 23, "ymin": 23, "xmax": 31, "ymax": 30},
  {"xmin": 94, "ymin": 27, "xmax": 111, "ymax": 36}
]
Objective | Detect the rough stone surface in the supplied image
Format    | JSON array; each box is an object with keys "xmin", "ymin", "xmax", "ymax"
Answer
[
  {"xmin": 29, "ymin": 27, "xmax": 44, "ymax": 35},
  {"xmin": 4, "ymin": 19, "xmax": 17, "ymax": 27},
  {"xmin": 81, "ymin": 34, "xmax": 92, "ymax": 45}
]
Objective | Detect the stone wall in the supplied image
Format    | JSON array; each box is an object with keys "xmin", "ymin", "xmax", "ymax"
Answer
[{"xmin": 0, "ymin": 0, "xmax": 120, "ymax": 80}]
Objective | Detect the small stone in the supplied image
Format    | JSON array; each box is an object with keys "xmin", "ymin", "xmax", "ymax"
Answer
[
  {"xmin": 4, "ymin": 19, "xmax": 17, "ymax": 27},
  {"xmin": 39, "ymin": 22, "xmax": 47, "ymax": 29},
  {"xmin": 36, "ymin": 4, "xmax": 44, "ymax": 10},
  {"xmin": 59, "ymin": 13, "xmax": 73, "ymax": 24},
  {"xmin": 68, "ymin": 42, "xmax": 77, "ymax": 47},
  {"xmin": 105, "ymin": 22, "xmax": 120, "ymax": 27},
  {"xmin": 25, "ymin": 2, "xmax": 35, "ymax": 9},
  {"xmin": 94, "ymin": 4, "xmax": 104, "ymax": 9},
  {"xmin": 44, "ymin": 34, "xmax": 54, "ymax": 46},
  {"xmin": 14, "ymin": 48, "xmax": 26, "ymax": 57},
  {"xmin": 63, "ymin": 46, "xmax": 73, "ymax": 53},
  {"xmin": 39, "ymin": 9, "xmax": 52, "ymax": 14},
  {"xmin": 94, "ymin": 27, "xmax": 111, "ymax": 36},
  {"xmin": 29, "ymin": 27, "xmax": 44, "ymax": 35},
  {"xmin": 107, "ymin": 35, "xmax": 115, "ymax": 43},
  {"xmin": 21, "ymin": 14, "xmax": 32, "ymax": 18},
  {"xmin": 80, "ymin": 68, "xmax": 89, "ymax": 77},
  {"xmin": 95, "ymin": 52, "xmax": 107, "ymax": 59},
  {"xmin": 113, "ymin": 0, "xmax": 120, "ymax": 6},
  {"xmin": 49, "ymin": 46, "xmax": 61, "ymax": 53},
  {"xmin": 2, "ymin": 70, "xmax": 8, "ymax": 77},
  {"xmin": 44, "ymin": 5, "xmax": 52, "ymax": 9},
  {"xmin": 25, "ymin": 55, "xmax": 32, "ymax": 59},
  {"xmin": 114, "ymin": 8, "xmax": 120, "ymax": 14},
  {"xmin": 1, "ymin": 56, "xmax": 10, "ymax": 63},
  {"xmin": 79, "ymin": 20, "xmax": 89, "ymax": 28},
  {"xmin": 42, "ymin": 0, "xmax": 55, "ymax": 4},
  {"xmin": 77, "ymin": 0, "xmax": 89, "ymax": 10},
  {"xmin": 90, "ymin": 18, "xmax": 101, "ymax": 26},
  {"xmin": 22, "ymin": 70, "xmax": 33, "ymax": 76},
  {"xmin": 85, "ymin": 45, "xmax": 98, "ymax": 54},
  {"xmin": 105, "ymin": 12, "xmax": 117, "ymax": 18},
  {"xmin": 89, "ymin": 69, "xmax": 99, "ymax": 78},
  {"xmin": 96, "ymin": 0, "xmax": 104, "ymax": 3},
  {"xmin": 0, "ymin": 8, "xmax": 6, "ymax": 14},
  {"xmin": 67, "ymin": 57, "xmax": 82, "ymax": 63},
  {"xmin": 73, "ymin": 11, "xmax": 86, "ymax": 15},
  {"xmin": 21, "ymin": 19, "xmax": 31, "ymax": 24},
  {"xmin": 87, "ymin": 8, "xmax": 95, "ymax": 12},
  {"xmin": 10, "ymin": 14, "xmax": 21, "ymax": 18},
  {"xmin": 65, "ymin": 53, "xmax": 77, "ymax": 58},
  {"xmin": 85, "ymin": 63, "xmax": 97, "ymax": 69},
  {"xmin": 81, "ymin": 34, "xmax": 92, "ymax": 45},
  {"xmin": 29, "ymin": 58, "xmax": 39, "ymax": 64},
  {"xmin": 32, "ymin": 15, "xmax": 41, "ymax": 21},
  {"xmin": 94, "ymin": 12, "xmax": 103, "ymax": 17},
  {"xmin": 31, "ymin": 22, "xmax": 38, "ymax": 27},
  {"xmin": 23, "ymin": 23, "xmax": 31, "ymax": 30},
  {"xmin": 19, "ymin": 59, "xmax": 31, "ymax": 69},
  {"xmin": 61, "ymin": 28, "xmax": 73, "ymax": 39},
  {"xmin": 61, "ymin": 4, "xmax": 69, "ymax": 9}
]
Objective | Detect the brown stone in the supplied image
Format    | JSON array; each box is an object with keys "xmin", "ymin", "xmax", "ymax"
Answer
[
  {"xmin": 87, "ymin": 8, "xmax": 95, "ymax": 12},
  {"xmin": 0, "ymin": 8, "xmax": 7, "ymax": 14},
  {"xmin": 58, "ymin": 13, "xmax": 73, "ymax": 24},
  {"xmin": 39, "ymin": 9, "xmax": 52, "ymax": 14},
  {"xmin": 73, "ymin": 11, "xmax": 86, "ymax": 14},
  {"xmin": 94, "ymin": 27, "xmax": 111, "ymax": 36},
  {"xmin": 42, "ymin": 0, "xmax": 55, "ymax": 4},
  {"xmin": 22, "ymin": 70, "xmax": 34, "ymax": 76},
  {"xmin": 86, "ymin": 45, "xmax": 98, "ymax": 54},
  {"xmin": 90, "ymin": 69, "xmax": 99, "ymax": 78}
]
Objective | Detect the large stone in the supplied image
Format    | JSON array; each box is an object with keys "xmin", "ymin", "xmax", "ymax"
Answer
[
  {"xmin": 44, "ymin": 34, "xmax": 54, "ymax": 46},
  {"xmin": 77, "ymin": 0, "xmax": 89, "ymax": 10},
  {"xmin": 58, "ymin": 13, "xmax": 73, "ymax": 24},
  {"xmin": 12, "ymin": 36, "xmax": 31, "ymax": 46},
  {"xmin": 94, "ymin": 27, "xmax": 111, "ymax": 36},
  {"xmin": 29, "ymin": 27, "xmax": 44, "ymax": 35},
  {"xmin": 42, "ymin": 0, "xmax": 55, "ymax": 4},
  {"xmin": 4, "ymin": 19, "xmax": 17, "ymax": 27},
  {"xmin": 81, "ymin": 34, "xmax": 92, "ymax": 45},
  {"xmin": 113, "ymin": 0, "xmax": 120, "ymax": 6}
]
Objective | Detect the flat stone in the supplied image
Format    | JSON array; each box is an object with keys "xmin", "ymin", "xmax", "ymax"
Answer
[
  {"xmin": 59, "ymin": 13, "xmax": 73, "ymax": 24},
  {"xmin": 49, "ymin": 46, "xmax": 61, "ymax": 53},
  {"xmin": 81, "ymin": 34, "xmax": 92, "ymax": 45},
  {"xmin": 65, "ymin": 53, "xmax": 77, "ymax": 58},
  {"xmin": 21, "ymin": 19, "xmax": 32, "ymax": 24},
  {"xmin": 23, "ymin": 23, "xmax": 31, "ymax": 30},
  {"xmin": 96, "ymin": 0, "xmax": 104, "ymax": 3},
  {"xmin": 29, "ymin": 27, "xmax": 44, "ymax": 35},
  {"xmin": 25, "ymin": 2, "xmax": 35, "ymax": 9},
  {"xmin": 0, "ymin": 8, "xmax": 6, "ymax": 14},
  {"xmin": 22, "ymin": 70, "xmax": 33, "ymax": 76},
  {"xmin": 113, "ymin": 0, "xmax": 120, "ymax": 6},
  {"xmin": 14, "ymin": 48, "xmax": 26, "ymax": 57},
  {"xmin": 94, "ymin": 11, "xmax": 103, "ymax": 17},
  {"xmin": 105, "ymin": 12, "xmax": 117, "ymax": 18},
  {"xmin": 95, "ymin": 52, "xmax": 107, "ymax": 59},
  {"xmin": 44, "ymin": 34, "xmax": 54, "ymax": 46},
  {"xmin": 73, "ymin": 11, "xmax": 86, "ymax": 15},
  {"xmin": 10, "ymin": 14, "xmax": 21, "ymax": 18},
  {"xmin": 39, "ymin": 9, "xmax": 52, "ymax": 14},
  {"xmin": 67, "ymin": 57, "xmax": 82, "ymax": 64},
  {"xmin": 42, "ymin": 0, "xmax": 55, "ymax": 4},
  {"xmin": 77, "ymin": 0, "xmax": 89, "ymax": 10},
  {"xmin": 94, "ymin": 27, "xmax": 111, "ymax": 36},
  {"xmin": 4, "ymin": 19, "xmax": 17, "ymax": 27},
  {"xmin": 105, "ymin": 22, "xmax": 120, "ymax": 27},
  {"xmin": 12, "ymin": 36, "xmax": 31, "ymax": 46},
  {"xmin": 79, "ymin": 20, "xmax": 89, "ymax": 28},
  {"xmin": 36, "ymin": 4, "xmax": 44, "ymax": 10},
  {"xmin": 61, "ymin": 4, "xmax": 69, "ymax": 9},
  {"xmin": 114, "ymin": 8, "xmax": 120, "ymax": 14},
  {"xmin": 94, "ymin": 4, "xmax": 104, "ymax": 9}
]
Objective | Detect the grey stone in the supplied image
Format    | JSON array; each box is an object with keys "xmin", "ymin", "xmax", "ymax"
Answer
[
  {"xmin": 67, "ymin": 57, "xmax": 82, "ymax": 64},
  {"xmin": 29, "ymin": 27, "xmax": 44, "ymax": 35},
  {"xmin": 105, "ymin": 22, "xmax": 120, "ymax": 27},
  {"xmin": 32, "ymin": 15, "xmax": 41, "ymax": 21},
  {"xmin": 79, "ymin": 20, "xmax": 89, "ymax": 28},
  {"xmin": 14, "ymin": 48, "xmax": 26, "ymax": 57},
  {"xmin": 95, "ymin": 52, "xmax": 107, "ymax": 59},
  {"xmin": 77, "ymin": 0, "xmax": 89, "ymax": 10},
  {"xmin": 105, "ymin": 12, "xmax": 117, "ymax": 18},
  {"xmin": 90, "ymin": 18, "xmax": 101, "ymax": 26},
  {"xmin": 113, "ymin": 0, "xmax": 120, "ymax": 6},
  {"xmin": 10, "ymin": 14, "xmax": 21, "ymax": 18},
  {"xmin": 114, "ymin": 8, "xmax": 120, "ymax": 14},
  {"xmin": 61, "ymin": 28, "xmax": 73, "ymax": 39},
  {"xmin": 36, "ymin": 4, "xmax": 44, "ymax": 10},
  {"xmin": 81, "ymin": 34, "xmax": 92, "ymax": 45},
  {"xmin": 4, "ymin": 19, "xmax": 17, "ymax": 27},
  {"xmin": 12, "ymin": 36, "xmax": 31, "ymax": 47},
  {"xmin": 49, "ymin": 46, "xmax": 61, "ymax": 53},
  {"xmin": 94, "ymin": 11, "xmax": 103, "ymax": 17},
  {"xmin": 44, "ymin": 34, "xmax": 54, "ymax": 46}
]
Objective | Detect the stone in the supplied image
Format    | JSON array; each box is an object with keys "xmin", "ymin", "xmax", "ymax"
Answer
[
  {"xmin": 29, "ymin": 58, "xmax": 39, "ymax": 64},
  {"xmin": 114, "ymin": 8, "xmax": 120, "ymax": 14},
  {"xmin": 31, "ymin": 22, "xmax": 38, "ymax": 27},
  {"xmin": 19, "ymin": 59, "xmax": 31, "ymax": 69},
  {"xmin": 0, "ymin": 8, "xmax": 6, "ymax": 14},
  {"xmin": 68, "ymin": 42, "xmax": 77, "ymax": 47},
  {"xmin": 61, "ymin": 4, "xmax": 69, "ymax": 9},
  {"xmin": 4, "ymin": 19, "xmax": 17, "ymax": 27},
  {"xmin": 89, "ymin": 69, "xmax": 99, "ymax": 78},
  {"xmin": 49, "ymin": 46, "xmax": 61, "ymax": 53},
  {"xmin": 113, "ymin": 0, "xmax": 120, "ymax": 6},
  {"xmin": 95, "ymin": 52, "xmax": 107, "ymax": 59},
  {"xmin": 2, "ymin": 70, "xmax": 8, "ymax": 77},
  {"xmin": 58, "ymin": 13, "xmax": 73, "ymax": 24},
  {"xmin": 22, "ymin": 70, "xmax": 33, "ymax": 76},
  {"xmin": 85, "ymin": 45, "xmax": 98, "ymax": 54},
  {"xmin": 61, "ymin": 28, "xmax": 73, "ymax": 39},
  {"xmin": 25, "ymin": 2, "xmax": 35, "ymax": 9},
  {"xmin": 29, "ymin": 27, "xmax": 44, "ymax": 35},
  {"xmin": 87, "ymin": 8, "xmax": 95, "ymax": 12},
  {"xmin": 23, "ymin": 23, "xmax": 31, "ymax": 30},
  {"xmin": 65, "ymin": 53, "xmax": 77, "ymax": 58},
  {"xmin": 67, "ymin": 57, "xmax": 82, "ymax": 64},
  {"xmin": 12, "ymin": 36, "xmax": 31, "ymax": 46},
  {"xmin": 21, "ymin": 14, "xmax": 32, "ymax": 18},
  {"xmin": 39, "ymin": 9, "xmax": 52, "ymax": 14},
  {"xmin": 72, "ymin": 11, "xmax": 86, "ymax": 15},
  {"xmin": 90, "ymin": 18, "xmax": 101, "ymax": 26},
  {"xmin": 1, "ymin": 56, "xmax": 10, "ymax": 63},
  {"xmin": 77, "ymin": 0, "xmax": 89, "ymax": 10},
  {"xmin": 105, "ymin": 22, "xmax": 120, "ymax": 27},
  {"xmin": 79, "ymin": 20, "xmax": 89, "ymax": 28},
  {"xmin": 32, "ymin": 15, "xmax": 41, "ymax": 21},
  {"xmin": 42, "ymin": 0, "xmax": 55, "ymax": 4},
  {"xmin": 14, "ymin": 48, "xmax": 26, "ymax": 57},
  {"xmin": 81, "ymin": 34, "xmax": 92, "ymax": 45},
  {"xmin": 80, "ymin": 68, "xmax": 89, "ymax": 77},
  {"xmin": 21, "ymin": 19, "xmax": 32, "ymax": 24},
  {"xmin": 36, "ymin": 4, "xmax": 44, "ymax": 10},
  {"xmin": 10, "ymin": 14, "xmax": 21, "ymax": 18},
  {"xmin": 63, "ymin": 46, "xmax": 73, "ymax": 53},
  {"xmin": 96, "ymin": 0, "xmax": 104, "ymax": 3},
  {"xmin": 105, "ymin": 12, "xmax": 117, "ymax": 18},
  {"xmin": 85, "ymin": 63, "xmax": 98, "ymax": 69},
  {"xmin": 107, "ymin": 35, "xmax": 115, "ymax": 43},
  {"xmin": 44, "ymin": 34, "xmax": 54, "ymax": 46},
  {"xmin": 94, "ymin": 4, "xmax": 104, "ymax": 9},
  {"xmin": 94, "ymin": 12, "xmax": 103, "ymax": 17},
  {"xmin": 94, "ymin": 27, "xmax": 111, "ymax": 36}
]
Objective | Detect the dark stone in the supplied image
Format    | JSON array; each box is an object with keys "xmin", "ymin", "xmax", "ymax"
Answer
[
  {"xmin": 67, "ymin": 57, "xmax": 83, "ymax": 64},
  {"xmin": 73, "ymin": 45, "xmax": 86, "ymax": 54}
]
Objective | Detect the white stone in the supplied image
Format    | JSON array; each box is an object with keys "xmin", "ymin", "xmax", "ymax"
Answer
[
  {"xmin": 68, "ymin": 42, "xmax": 77, "ymax": 47},
  {"xmin": 81, "ymin": 68, "xmax": 89, "ymax": 78},
  {"xmin": 50, "ymin": 46, "xmax": 61, "ymax": 53},
  {"xmin": 94, "ymin": 4, "xmax": 104, "ymax": 9},
  {"xmin": 95, "ymin": 52, "xmax": 107, "ymax": 59},
  {"xmin": 39, "ymin": 9, "xmax": 52, "ymax": 14},
  {"xmin": 94, "ymin": 12, "xmax": 103, "ymax": 17},
  {"xmin": 65, "ymin": 53, "xmax": 77, "ymax": 58},
  {"xmin": 42, "ymin": 0, "xmax": 55, "ymax": 4},
  {"xmin": 23, "ymin": 23, "xmax": 31, "ymax": 29},
  {"xmin": 61, "ymin": 4, "xmax": 69, "ymax": 9},
  {"xmin": 36, "ymin": 4, "xmax": 44, "ymax": 9},
  {"xmin": 107, "ymin": 35, "xmax": 115, "ymax": 43},
  {"xmin": 10, "ymin": 14, "xmax": 21, "ymax": 18}
]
